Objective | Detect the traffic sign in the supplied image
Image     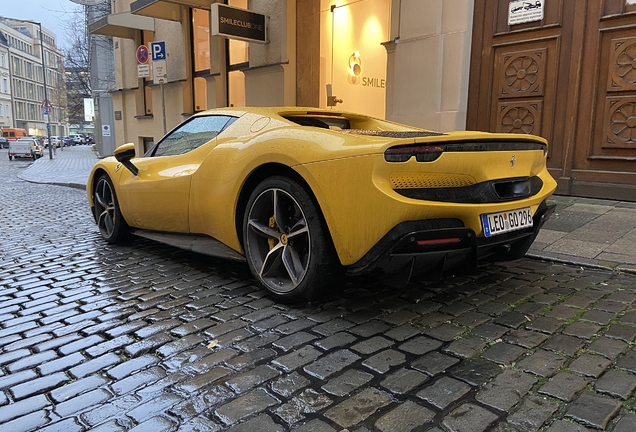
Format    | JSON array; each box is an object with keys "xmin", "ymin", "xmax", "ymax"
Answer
[
  {"xmin": 150, "ymin": 41, "xmax": 166, "ymax": 61},
  {"xmin": 138, "ymin": 64, "xmax": 150, "ymax": 78},
  {"xmin": 153, "ymin": 60, "xmax": 168, "ymax": 85},
  {"xmin": 136, "ymin": 45, "xmax": 149, "ymax": 64},
  {"xmin": 41, "ymin": 99, "xmax": 52, "ymax": 109}
]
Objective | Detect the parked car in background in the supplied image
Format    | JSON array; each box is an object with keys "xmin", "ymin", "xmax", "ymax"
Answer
[
  {"xmin": 62, "ymin": 136, "xmax": 71, "ymax": 147},
  {"xmin": 1, "ymin": 128, "xmax": 27, "ymax": 141},
  {"xmin": 33, "ymin": 140, "xmax": 44, "ymax": 158},
  {"xmin": 69, "ymin": 134, "xmax": 84, "ymax": 145},
  {"xmin": 0, "ymin": 137, "xmax": 8, "ymax": 149},
  {"xmin": 43, "ymin": 136, "xmax": 62, "ymax": 149},
  {"xmin": 9, "ymin": 138, "xmax": 43, "ymax": 160}
]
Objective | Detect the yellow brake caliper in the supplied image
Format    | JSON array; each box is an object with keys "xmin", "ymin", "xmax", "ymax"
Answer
[{"xmin": 268, "ymin": 216, "xmax": 277, "ymax": 250}]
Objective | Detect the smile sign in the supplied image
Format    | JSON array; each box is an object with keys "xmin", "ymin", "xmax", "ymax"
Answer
[{"xmin": 211, "ymin": 3, "xmax": 267, "ymax": 43}]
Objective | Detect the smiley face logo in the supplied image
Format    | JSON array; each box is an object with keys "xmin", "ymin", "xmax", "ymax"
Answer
[{"xmin": 349, "ymin": 51, "xmax": 361, "ymax": 76}]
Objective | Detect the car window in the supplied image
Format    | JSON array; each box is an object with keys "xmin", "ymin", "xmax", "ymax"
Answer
[{"xmin": 151, "ymin": 115, "xmax": 236, "ymax": 157}]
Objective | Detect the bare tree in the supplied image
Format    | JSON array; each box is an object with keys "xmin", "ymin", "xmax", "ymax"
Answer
[
  {"xmin": 62, "ymin": 8, "xmax": 90, "ymax": 129},
  {"xmin": 62, "ymin": 1, "xmax": 113, "ymax": 130}
]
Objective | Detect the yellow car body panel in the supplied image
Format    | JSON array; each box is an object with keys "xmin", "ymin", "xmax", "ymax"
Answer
[
  {"xmin": 295, "ymin": 150, "xmax": 555, "ymax": 265},
  {"xmin": 87, "ymin": 107, "xmax": 556, "ymax": 277}
]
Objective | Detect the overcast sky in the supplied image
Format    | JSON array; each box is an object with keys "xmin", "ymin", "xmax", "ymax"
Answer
[{"xmin": 1, "ymin": 0, "xmax": 83, "ymax": 49}]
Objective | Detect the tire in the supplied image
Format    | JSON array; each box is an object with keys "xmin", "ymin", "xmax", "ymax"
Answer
[
  {"xmin": 93, "ymin": 174, "xmax": 129, "ymax": 243},
  {"xmin": 243, "ymin": 176, "xmax": 342, "ymax": 303}
]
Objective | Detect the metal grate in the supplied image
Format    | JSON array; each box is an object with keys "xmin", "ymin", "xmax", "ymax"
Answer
[{"xmin": 390, "ymin": 172, "xmax": 475, "ymax": 189}]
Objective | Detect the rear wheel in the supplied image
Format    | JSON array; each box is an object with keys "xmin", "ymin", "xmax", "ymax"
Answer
[
  {"xmin": 93, "ymin": 174, "xmax": 128, "ymax": 243},
  {"xmin": 243, "ymin": 177, "xmax": 341, "ymax": 302}
]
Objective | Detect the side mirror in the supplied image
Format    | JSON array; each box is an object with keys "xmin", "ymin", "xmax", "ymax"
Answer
[{"xmin": 114, "ymin": 143, "xmax": 138, "ymax": 176}]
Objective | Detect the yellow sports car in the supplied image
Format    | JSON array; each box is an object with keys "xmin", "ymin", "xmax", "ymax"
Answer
[{"xmin": 87, "ymin": 107, "xmax": 556, "ymax": 301}]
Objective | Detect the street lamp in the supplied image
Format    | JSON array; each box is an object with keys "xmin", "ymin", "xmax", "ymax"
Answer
[
  {"xmin": 37, "ymin": 23, "xmax": 54, "ymax": 160},
  {"xmin": 23, "ymin": 21, "xmax": 54, "ymax": 159}
]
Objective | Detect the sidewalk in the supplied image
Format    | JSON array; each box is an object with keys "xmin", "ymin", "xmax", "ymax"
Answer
[
  {"xmin": 18, "ymin": 145, "xmax": 99, "ymax": 190},
  {"xmin": 528, "ymin": 196, "xmax": 636, "ymax": 274},
  {"xmin": 18, "ymin": 145, "xmax": 636, "ymax": 274}
]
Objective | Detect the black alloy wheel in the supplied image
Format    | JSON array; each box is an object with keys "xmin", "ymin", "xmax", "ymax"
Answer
[
  {"xmin": 243, "ymin": 176, "xmax": 341, "ymax": 302},
  {"xmin": 93, "ymin": 174, "xmax": 128, "ymax": 243}
]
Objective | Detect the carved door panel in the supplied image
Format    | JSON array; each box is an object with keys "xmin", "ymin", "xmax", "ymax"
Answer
[
  {"xmin": 571, "ymin": 5, "xmax": 636, "ymax": 198},
  {"xmin": 468, "ymin": 0, "xmax": 576, "ymax": 194},
  {"xmin": 490, "ymin": 41, "xmax": 557, "ymax": 155},
  {"xmin": 468, "ymin": 0, "xmax": 636, "ymax": 200}
]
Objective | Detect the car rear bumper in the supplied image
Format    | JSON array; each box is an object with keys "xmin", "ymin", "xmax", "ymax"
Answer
[{"xmin": 347, "ymin": 200, "xmax": 556, "ymax": 281}]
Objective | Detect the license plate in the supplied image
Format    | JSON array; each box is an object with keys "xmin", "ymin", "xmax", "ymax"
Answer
[{"xmin": 481, "ymin": 207, "xmax": 533, "ymax": 237}]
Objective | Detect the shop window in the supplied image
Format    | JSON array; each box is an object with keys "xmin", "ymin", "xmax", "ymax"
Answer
[
  {"xmin": 228, "ymin": 71, "xmax": 245, "ymax": 107},
  {"xmin": 193, "ymin": 8, "xmax": 211, "ymax": 112},
  {"xmin": 142, "ymin": 137, "xmax": 154, "ymax": 153}
]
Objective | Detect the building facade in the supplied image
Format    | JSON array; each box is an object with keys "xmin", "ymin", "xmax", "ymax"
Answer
[
  {"xmin": 92, "ymin": 0, "xmax": 635, "ymax": 201},
  {"xmin": 0, "ymin": 33, "xmax": 12, "ymax": 131},
  {"xmin": 0, "ymin": 18, "xmax": 67, "ymax": 138}
]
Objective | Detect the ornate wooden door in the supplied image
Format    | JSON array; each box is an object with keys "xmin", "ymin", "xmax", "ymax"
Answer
[{"xmin": 468, "ymin": 0, "xmax": 636, "ymax": 201}]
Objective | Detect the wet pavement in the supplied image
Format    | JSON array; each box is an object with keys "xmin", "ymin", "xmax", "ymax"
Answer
[{"xmin": 1, "ymin": 147, "xmax": 636, "ymax": 431}]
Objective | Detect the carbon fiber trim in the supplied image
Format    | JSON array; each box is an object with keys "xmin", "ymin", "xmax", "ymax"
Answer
[{"xmin": 341, "ymin": 130, "xmax": 446, "ymax": 138}]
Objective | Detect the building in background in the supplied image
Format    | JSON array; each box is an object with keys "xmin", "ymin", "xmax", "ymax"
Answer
[
  {"xmin": 91, "ymin": 0, "xmax": 636, "ymax": 201},
  {"xmin": 0, "ymin": 18, "xmax": 67, "ymax": 137},
  {"xmin": 0, "ymin": 32, "xmax": 12, "ymax": 131}
]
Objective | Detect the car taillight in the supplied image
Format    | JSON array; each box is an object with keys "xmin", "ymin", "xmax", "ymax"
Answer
[{"xmin": 384, "ymin": 145, "xmax": 444, "ymax": 162}]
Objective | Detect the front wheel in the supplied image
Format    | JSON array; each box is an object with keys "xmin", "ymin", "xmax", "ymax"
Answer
[
  {"xmin": 93, "ymin": 174, "xmax": 129, "ymax": 243},
  {"xmin": 243, "ymin": 177, "xmax": 342, "ymax": 303}
]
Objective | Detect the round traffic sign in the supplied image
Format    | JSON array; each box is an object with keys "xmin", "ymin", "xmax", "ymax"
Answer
[{"xmin": 136, "ymin": 45, "xmax": 149, "ymax": 64}]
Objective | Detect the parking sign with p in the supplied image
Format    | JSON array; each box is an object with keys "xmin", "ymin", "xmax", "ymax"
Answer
[{"xmin": 150, "ymin": 42, "xmax": 166, "ymax": 61}]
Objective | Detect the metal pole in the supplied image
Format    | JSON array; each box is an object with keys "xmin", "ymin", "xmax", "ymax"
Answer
[
  {"xmin": 161, "ymin": 83, "xmax": 167, "ymax": 136},
  {"xmin": 38, "ymin": 23, "xmax": 53, "ymax": 160}
]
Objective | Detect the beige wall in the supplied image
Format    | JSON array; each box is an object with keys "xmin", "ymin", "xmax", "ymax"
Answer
[
  {"xmin": 109, "ymin": 0, "xmax": 296, "ymax": 156},
  {"xmin": 385, "ymin": 0, "xmax": 474, "ymax": 131},
  {"xmin": 107, "ymin": 0, "xmax": 474, "ymax": 155},
  {"xmin": 244, "ymin": 0, "xmax": 296, "ymax": 107}
]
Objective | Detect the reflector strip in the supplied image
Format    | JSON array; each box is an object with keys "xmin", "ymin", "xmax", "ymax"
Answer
[{"xmin": 416, "ymin": 237, "xmax": 461, "ymax": 246}]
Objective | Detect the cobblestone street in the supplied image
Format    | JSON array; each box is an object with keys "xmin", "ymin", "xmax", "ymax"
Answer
[{"xmin": 1, "ymin": 149, "xmax": 636, "ymax": 431}]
